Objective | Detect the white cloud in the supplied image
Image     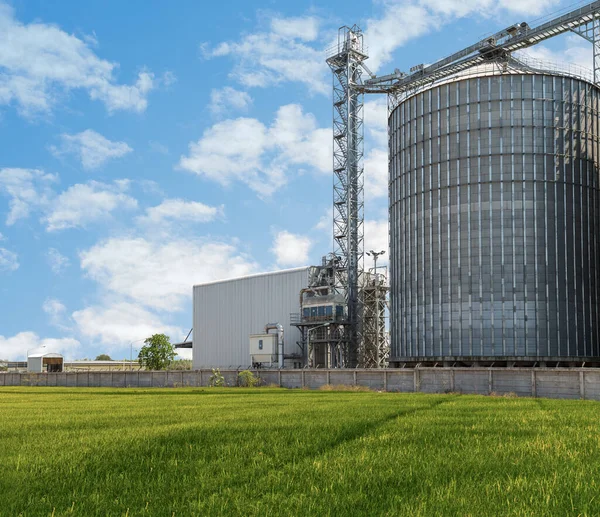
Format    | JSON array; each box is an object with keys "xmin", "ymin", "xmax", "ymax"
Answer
[
  {"xmin": 270, "ymin": 104, "xmax": 330, "ymax": 172},
  {"xmin": 0, "ymin": 172, "xmax": 133, "ymax": 232},
  {"xmin": 364, "ymin": 98, "xmax": 387, "ymax": 146},
  {"xmin": 271, "ymin": 230, "xmax": 312, "ymax": 267},
  {"xmin": 72, "ymin": 302, "xmax": 182, "ymax": 348},
  {"xmin": 179, "ymin": 103, "xmax": 331, "ymax": 195},
  {"xmin": 364, "ymin": 219, "xmax": 389, "ymax": 267},
  {"xmin": 364, "ymin": 148, "xmax": 388, "ymax": 201},
  {"xmin": 0, "ymin": 247, "xmax": 18, "ymax": 271},
  {"xmin": 0, "ymin": 331, "xmax": 80, "ymax": 361},
  {"xmin": 43, "ymin": 180, "xmax": 137, "ymax": 231},
  {"xmin": 149, "ymin": 141, "xmax": 169, "ymax": 155},
  {"xmin": 180, "ymin": 117, "xmax": 273, "ymax": 191},
  {"xmin": 0, "ymin": 4, "xmax": 155, "ymax": 115},
  {"xmin": 365, "ymin": 0, "xmax": 560, "ymax": 72},
  {"xmin": 364, "ymin": 97, "xmax": 388, "ymax": 202},
  {"xmin": 210, "ymin": 86, "xmax": 253, "ymax": 116},
  {"xmin": 517, "ymin": 38, "xmax": 592, "ymax": 76},
  {"xmin": 89, "ymin": 71, "xmax": 154, "ymax": 114},
  {"xmin": 50, "ymin": 129, "xmax": 132, "ymax": 170},
  {"xmin": 46, "ymin": 248, "xmax": 71, "ymax": 274},
  {"xmin": 0, "ymin": 168, "xmax": 57, "ymax": 225},
  {"xmin": 161, "ymin": 70, "xmax": 177, "ymax": 87},
  {"xmin": 315, "ymin": 207, "xmax": 333, "ymax": 234},
  {"xmin": 79, "ymin": 237, "xmax": 258, "ymax": 312},
  {"xmin": 201, "ymin": 1, "xmax": 561, "ymax": 97},
  {"xmin": 137, "ymin": 199, "xmax": 223, "ymax": 229},
  {"xmin": 43, "ymin": 297, "xmax": 66, "ymax": 317},
  {"xmin": 201, "ymin": 14, "xmax": 327, "ymax": 94},
  {"xmin": 72, "ymin": 231, "xmax": 257, "ymax": 353},
  {"xmin": 271, "ymin": 16, "xmax": 320, "ymax": 41},
  {"xmin": 42, "ymin": 297, "xmax": 70, "ymax": 329},
  {"xmin": 366, "ymin": 3, "xmax": 438, "ymax": 72}
]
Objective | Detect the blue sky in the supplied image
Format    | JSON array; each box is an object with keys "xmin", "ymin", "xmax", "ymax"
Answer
[{"xmin": 0, "ymin": 0, "xmax": 592, "ymax": 361}]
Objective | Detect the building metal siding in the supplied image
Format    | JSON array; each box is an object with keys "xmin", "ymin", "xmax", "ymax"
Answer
[
  {"xmin": 192, "ymin": 268, "xmax": 309, "ymax": 369},
  {"xmin": 389, "ymin": 73, "xmax": 600, "ymax": 360}
]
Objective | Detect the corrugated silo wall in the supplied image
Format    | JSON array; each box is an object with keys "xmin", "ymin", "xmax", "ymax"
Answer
[
  {"xmin": 192, "ymin": 268, "xmax": 309, "ymax": 369},
  {"xmin": 389, "ymin": 73, "xmax": 600, "ymax": 360}
]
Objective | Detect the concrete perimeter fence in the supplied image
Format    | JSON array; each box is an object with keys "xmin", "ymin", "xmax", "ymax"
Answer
[{"xmin": 1, "ymin": 368, "xmax": 600, "ymax": 400}]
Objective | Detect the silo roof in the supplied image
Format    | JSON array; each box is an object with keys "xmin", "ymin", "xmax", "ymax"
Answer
[{"xmin": 393, "ymin": 55, "xmax": 596, "ymax": 108}]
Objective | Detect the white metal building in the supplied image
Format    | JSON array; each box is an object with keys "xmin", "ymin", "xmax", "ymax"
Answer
[
  {"xmin": 192, "ymin": 267, "xmax": 310, "ymax": 369},
  {"xmin": 27, "ymin": 352, "xmax": 64, "ymax": 373}
]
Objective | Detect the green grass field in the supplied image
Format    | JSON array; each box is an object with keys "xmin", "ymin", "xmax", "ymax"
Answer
[{"xmin": 1, "ymin": 388, "xmax": 599, "ymax": 516}]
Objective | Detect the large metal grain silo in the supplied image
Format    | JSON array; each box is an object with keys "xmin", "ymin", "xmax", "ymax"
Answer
[{"xmin": 389, "ymin": 65, "xmax": 600, "ymax": 365}]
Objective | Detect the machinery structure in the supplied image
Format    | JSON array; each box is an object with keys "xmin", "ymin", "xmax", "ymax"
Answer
[
  {"xmin": 360, "ymin": 251, "xmax": 389, "ymax": 368},
  {"xmin": 325, "ymin": 28, "xmax": 369, "ymax": 367},
  {"xmin": 291, "ymin": 253, "xmax": 389, "ymax": 368},
  {"xmin": 333, "ymin": 0, "xmax": 600, "ymax": 366},
  {"xmin": 291, "ymin": 255, "xmax": 347, "ymax": 367},
  {"xmin": 359, "ymin": 1, "xmax": 600, "ymax": 98}
]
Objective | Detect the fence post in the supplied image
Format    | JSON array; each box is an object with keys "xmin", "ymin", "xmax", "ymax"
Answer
[
  {"xmin": 353, "ymin": 370, "xmax": 357, "ymax": 386},
  {"xmin": 327, "ymin": 370, "xmax": 331, "ymax": 386},
  {"xmin": 414, "ymin": 369, "xmax": 419, "ymax": 393},
  {"xmin": 302, "ymin": 370, "xmax": 305, "ymax": 388},
  {"xmin": 383, "ymin": 370, "xmax": 388, "ymax": 392},
  {"xmin": 531, "ymin": 370, "xmax": 537, "ymax": 398},
  {"xmin": 580, "ymin": 370, "xmax": 585, "ymax": 400},
  {"xmin": 488, "ymin": 369, "xmax": 493, "ymax": 395},
  {"xmin": 278, "ymin": 370, "xmax": 282, "ymax": 387},
  {"xmin": 450, "ymin": 369, "xmax": 455, "ymax": 392}
]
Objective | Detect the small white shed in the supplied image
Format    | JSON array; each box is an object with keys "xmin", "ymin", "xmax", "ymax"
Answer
[{"xmin": 27, "ymin": 352, "xmax": 64, "ymax": 373}]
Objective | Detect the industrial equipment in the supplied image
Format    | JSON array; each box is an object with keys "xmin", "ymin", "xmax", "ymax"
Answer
[
  {"xmin": 291, "ymin": 254, "xmax": 347, "ymax": 367},
  {"xmin": 249, "ymin": 333, "xmax": 279, "ymax": 368},
  {"xmin": 332, "ymin": 1, "xmax": 600, "ymax": 366}
]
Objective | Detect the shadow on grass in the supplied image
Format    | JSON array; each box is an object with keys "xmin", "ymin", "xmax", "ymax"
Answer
[{"xmin": 0, "ymin": 395, "xmax": 484, "ymax": 516}]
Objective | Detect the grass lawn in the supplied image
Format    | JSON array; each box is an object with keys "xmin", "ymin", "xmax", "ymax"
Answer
[{"xmin": 1, "ymin": 387, "xmax": 599, "ymax": 516}]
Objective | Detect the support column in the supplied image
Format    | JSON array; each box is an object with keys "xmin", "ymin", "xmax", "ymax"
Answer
[{"xmin": 594, "ymin": 19, "xmax": 600, "ymax": 84}]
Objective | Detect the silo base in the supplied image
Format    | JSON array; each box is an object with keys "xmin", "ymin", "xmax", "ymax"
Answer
[{"xmin": 389, "ymin": 356, "xmax": 600, "ymax": 369}]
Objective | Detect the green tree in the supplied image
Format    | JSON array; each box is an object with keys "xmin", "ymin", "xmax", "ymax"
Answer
[
  {"xmin": 138, "ymin": 334, "xmax": 175, "ymax": 370},
  {"xmin": 95, "ymin": 354, "xmax": 112, "ymax": 361}
]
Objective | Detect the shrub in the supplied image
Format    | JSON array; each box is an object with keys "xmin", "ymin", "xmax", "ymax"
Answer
[
  {"xmin": 209, "ymin": 368, "xmax": 225, "ymax": 387},
  {"xmin": 238, "ymin": 370, "xmax": 261, "ymax": 387},
  {"xmin": 168, "ymin": 359, "xmax": 192, "ymax": 370}
]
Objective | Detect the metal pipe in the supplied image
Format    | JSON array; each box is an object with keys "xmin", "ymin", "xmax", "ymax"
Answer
[{"xmin": 265, "ymin": 323, "xmax": 284, "ymax": 368}]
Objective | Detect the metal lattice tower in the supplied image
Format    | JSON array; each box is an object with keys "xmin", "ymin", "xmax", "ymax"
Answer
[
  {"xmin": 326, "ymin": 26, "xmax": 367, "ymax": 367},
  {"xmin": 360, "ymin": 271, "xmax": 390, "ymax": 368}
]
